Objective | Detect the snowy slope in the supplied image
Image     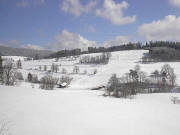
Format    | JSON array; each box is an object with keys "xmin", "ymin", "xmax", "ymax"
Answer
[
  {"xmin": 19, "ymin": 50, "xmax": 180, "ymax": 89},
  {"xmin": 1, "ymin": 50, "xmax": 180, "ymax": 135}
]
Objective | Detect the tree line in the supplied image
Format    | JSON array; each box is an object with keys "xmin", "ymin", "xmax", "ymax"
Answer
[
  {"xmin": 142, "ymin": 47, "xmax": 180, "ymax": 62},
  {"xmin": 47, "ymin": 42, "xmax": 142, "ymax": 59},
  {"xmin": 143, "ymin": 41, "xmax": 180, "ymax": 51},
  {"xmin": 80, "ymin": 52, "xmax": 111, "ymax": 64},
  {"xmin": 105, "ymin": 64, "xmax": 176, "ymax": 98}
]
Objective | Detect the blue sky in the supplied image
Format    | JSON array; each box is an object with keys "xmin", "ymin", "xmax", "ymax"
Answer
[{"xmin": 0, "ymin": 0, "xmax": 180, "ymax": 51}]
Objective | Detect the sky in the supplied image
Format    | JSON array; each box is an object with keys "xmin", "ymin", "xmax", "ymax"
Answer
[{"xmin": 0, "ymin": 0, "xmax": 180, "ymax": 51}]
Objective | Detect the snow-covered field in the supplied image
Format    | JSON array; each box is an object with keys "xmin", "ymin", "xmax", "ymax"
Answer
[
  {"xmin": 8, "ymin": 50, "xmax": 180, "ymax": 89},
  {"xmin": 0, "ymin": 86, "xmax": 180, "ymax": 135},
  {"xmin": 1, "ymin": 50, "xmax": 180, "ymax": 135}
]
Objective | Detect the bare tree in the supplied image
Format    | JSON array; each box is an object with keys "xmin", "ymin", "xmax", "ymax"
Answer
[
  {"xmin": 60, "ymin": 76, "xmax": 73, "ymax": 85},
  {"xmin": 44, "ymin": 65, "xmax": 47, "ymax": 71},
  {"xmin": 83, "ymin": 69, "xmax": 87, "ymax": 74},
  {"xmin": 31, "ymin": 74, "xmax": 39, "ymax": 83},
  {"xmin": 15, "ymin": 72, "xmax": 24, "ymax": 80},
  {"xmin": 3, "ymin": 61, "xmax": 16, "ymax": 85},
  {"xmin": 0, "ymin": 120, "xmax": 11, "ymax": 135},
  {"xmin": 27, "ymin": 73, "xmax": 32, "ymax": 82},
  {"xmin": 61, "ymin": 68, "xmax": 67, "ymax": 74},
  {"xmin": 16, "ymin": 59, "xmax": 22, "ymax": 69},
  {"xmin": 161, "ymin": 64, "xmax": 176, "ymax": 87},
  {"xmin": 134, "ymin": 64, "xmax": 140, "ymax": 73},
  {"xmin": 40, "ymin": 75, "xmax": 59, "ymax": 90},
  {"xmin": 73, "ymin": 66, "xmax": 79, "ymax": 74},
  {"xmin": 93, "ymin": 69, "xmax": 97, "ymax": 74},
  {"xmin": 39, "ymin": 66, "xmax": 42, "ymax": 71},
  {"xmin": 106, "ymin": 74, "xmax": 118, "ymax": 96},
  {"xmin": 51, "ymin": 64, "xmax": 59, "ymax": 73}
]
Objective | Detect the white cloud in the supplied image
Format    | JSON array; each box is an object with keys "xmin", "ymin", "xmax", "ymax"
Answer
[
  {"xmin": 103, "ymin": 36, "xmax": 130, "ymax": 47},
  {"xmin": 16, "ymin": 0, "xmax": 45, "ymax": 8},
  {"xmin": 61, "ymin": 0, "xmax": 97, "ymax": 16},
  {"xmin": 169, "ymin": 0, "xmax": 180, "ymax": 7},
  {"xmin": 96, "ymin": 0, "xmax": 136, "ymax": 25},
  {"xmin": 138, "ymin": 15, "xmax": 180, "ymax": 41},
  {"xmin": 0, "ymin": 40, "xmax": 47, "ymax": 51},
  {"xmin": 47, "ymin": 30, "xmax": 97, "ymax": 51},
  {"xmin": 21, "ymin": 44, "xmax": 45, "ymax": 50},
  {"xmin": 0, "ymin": 40, "xmax": 21, "ymax": 48}
]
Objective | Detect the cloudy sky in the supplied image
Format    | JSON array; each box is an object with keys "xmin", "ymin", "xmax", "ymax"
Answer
[{"xmin": 0, "ymin": 0, "xmax": 180, "ymax": 51}]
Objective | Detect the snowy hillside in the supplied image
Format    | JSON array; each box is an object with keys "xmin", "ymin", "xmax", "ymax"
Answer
[
  {"xmin": 1, "ymin": 50, "xmax": 180, "ymax": 135},
  {"xmin": 18, "ymin": 50, "xmax": 180, "ymax": 89}
]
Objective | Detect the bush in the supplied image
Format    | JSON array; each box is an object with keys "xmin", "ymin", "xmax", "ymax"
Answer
[
  {"xmin": 40, "ymin": 75, "xmax": 59, "ymax": 90},
  {"xmin": 83, "ymin": 70, "xmax": 87, "ymax": 74},
  {"xmin": 60, "ymin": 76, "xmax": 73, "ymax": 85},
  {"xmin": 80, "ymin": 52, "xmax": 111, "ymax": 64},
  {"xmin": 73, "ymin": 66, "xmax": 79, "ymax": 74},
  {"xmin": 51, "ymin": 64, "xmax": 59, "ymax": 73},
  {"xmin": 171, "ymin": 96, "xmax": 180, "ymax": 104},
  {"xmin": 93, "ymin": 69, "xmax": 97, "ymax": 74},
  {"xmin": 15, "ymin": 72, "xmax": 24, "ymax": 80},
  {"xmin": 31, "ymin": 74, "xmax": 39, "ymax": 83},
  {"xmin": 61, "ymin": 68, "xmax": 67, "ymax": 74},
  {"xmin": 27, "ymin": 73, "xmax": 32, "ymax": 82}
]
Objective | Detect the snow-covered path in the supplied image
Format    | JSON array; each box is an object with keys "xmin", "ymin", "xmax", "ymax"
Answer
[{"xmin": 0, "ymin": 85, "xmax": 180, "ymax": 135}]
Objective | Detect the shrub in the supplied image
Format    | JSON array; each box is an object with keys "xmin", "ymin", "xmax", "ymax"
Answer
[
  {"xmin": 93, "ymin": 69, "xmax": 97, "ymax": 74},
  {"xmin": 60, "ymin": 76, "xmax": 73, "ymax": 85},
  {"xmin": 73, "ymin": 66, "xmax": 79, "ymax": 74},
  {"xmin": 171, "ymin": 96, "xmax": 179, "ymax": 104},
  {"xmin": 83, "ymin": 70, "xmax": 87, "ymax": 74},
  {"xmin": 80, "ymin": 52, "xmax": 111, "ymax": 64},
  {"xmin": 31, "ymin": 74, "xmax": 39, "ymax": 83},
  {"xmin": 27, "ymin": 73, "xmax": 32, "ymax": 82},
  {"xmin": 15, "ymin": 72, "xmax": 24, "ymax": 80},
  {"xmin": 61, "ymin": 68, "xmax": 67, "ymax": 74},
  {"xmin": 51, "ymin": 64, "xmax": 59, "ymax": 73},
  {"xmin": 40, "ymin": 75, "xmax": 59, "ymax": 90},
  {"xmin": 16, "ymin": 59, "xmax": 22, "ymax": 69}
]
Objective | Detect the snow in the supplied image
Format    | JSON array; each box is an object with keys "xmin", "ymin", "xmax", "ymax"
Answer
[
  {"xmin": 16, "ymin": 50, "xmax": 180, "ymax": 89},
  {"xmin": 61, "ymin": 82, "xmax": 67, "ymax": 87},
  {"xmin": 1, "ymin": 50, "xmax": 180, "ymax": 135},
  {"xmin": 0, "ymin": 85, "xmax": 180, "ymax": 135}
]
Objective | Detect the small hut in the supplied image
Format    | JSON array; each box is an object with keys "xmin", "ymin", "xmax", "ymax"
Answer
[{"xmin": 58, "ymin": 82, "xmax": 68, "ymax": 88}]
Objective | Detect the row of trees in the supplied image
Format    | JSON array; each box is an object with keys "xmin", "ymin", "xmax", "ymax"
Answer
[
  {"xmin": 48, "ymin": 42, "xmax": 142, "ymax": 59},
  {"xmin": 49, "ymin": 49, "xmax": 81, "ymax": 58},
  {"xmin": 80, "ymin": 52, "xmax": 111, "ymax": 64},
  {"xmin": 27, "ymin": 72, "xmax": 73, "ymax": 90},
  {"xmin": 142, "ymin": 47, "xmax": 180, "ymax": 62},
  {"xmin": 105, "ymin": 64, "xmax": 176, "ymax": 98},
  {"xmin": 143, "ymin": 41, "xmax": 180, "ymax": 51},
  {"xmin": 38, "ymin": 64, "xmax": 97, "ymax": 75}
]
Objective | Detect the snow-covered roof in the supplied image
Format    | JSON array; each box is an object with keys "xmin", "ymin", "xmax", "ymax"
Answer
[{"xmin": 61, "ymin": 82, "xmax": 67, "ymax": 87}]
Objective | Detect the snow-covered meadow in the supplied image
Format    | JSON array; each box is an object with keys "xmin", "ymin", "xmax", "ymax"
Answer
[
  {"xmin": 1, "ymin": 50, "xmax": 180, "ymax": 135},
  {"xmin": 6, "ymin": 50, "xmax": 180, "ymax": 89}
]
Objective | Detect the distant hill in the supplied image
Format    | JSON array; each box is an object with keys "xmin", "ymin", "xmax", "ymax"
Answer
[{"xmin": 0, "ymin": 46, "xmax": 53, "ymax": 58}]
